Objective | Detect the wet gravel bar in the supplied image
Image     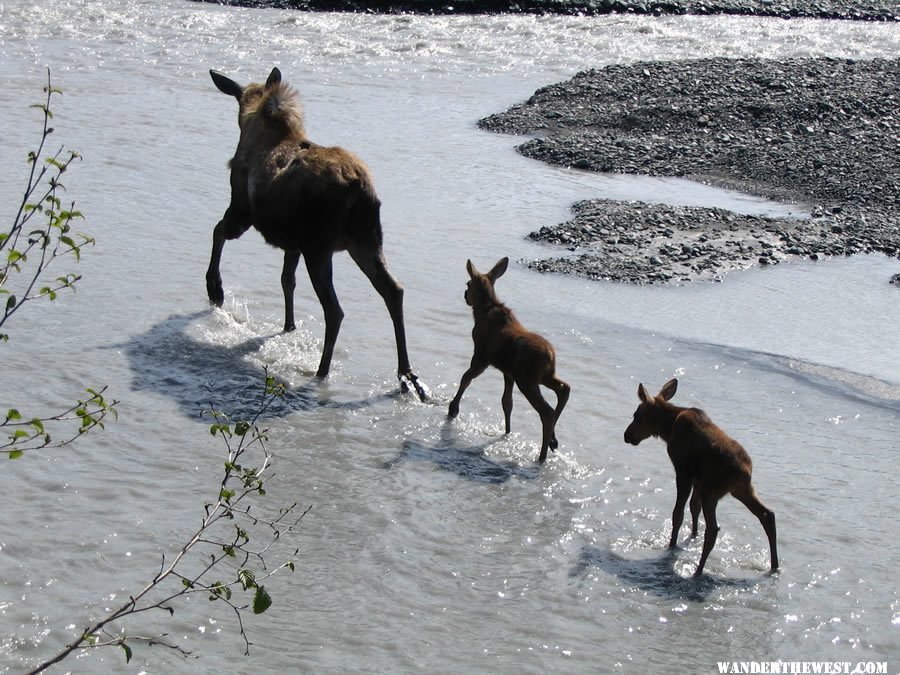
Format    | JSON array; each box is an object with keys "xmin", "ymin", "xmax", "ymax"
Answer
[
  {"xmin": 479, "ymin": 57, "xmax": 900, "ymax": 284},
  {"xmin": 202, "ymin": 0, "xmax": 898, "ymax": 21}
]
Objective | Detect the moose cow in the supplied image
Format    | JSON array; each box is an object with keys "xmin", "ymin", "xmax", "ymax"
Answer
[{"xmin": 206, "ymin": 67, "xmax": 426, "ymax": 400}]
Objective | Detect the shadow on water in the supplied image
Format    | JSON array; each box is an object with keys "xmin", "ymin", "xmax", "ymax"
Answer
[
  {"xmin": 572, "ymin": 545, "xmax": 759, "ymax": 602},
  {"xmin": 384, "ymin": 421, "xmax": 540, "ymax": 484},
  {"xmin": 113, "ymin": 311, "xmax": 399, "ymax": 420}
]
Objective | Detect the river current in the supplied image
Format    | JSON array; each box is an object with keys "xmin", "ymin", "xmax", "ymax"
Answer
[{"xmin": 0, "ymin": 1, "xmax": 898, "ymax": 672}]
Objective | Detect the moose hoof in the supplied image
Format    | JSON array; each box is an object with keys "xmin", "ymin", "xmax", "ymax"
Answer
[
  {"xmin": 283, "ymin": 322, "xmax": 296, "ymax": 333},
  {"xmin": 549, "ymin": 434, "xmax": 559, "ymax": 451},
  {"xmin": 400, "ymin": 372, "xmax": 430, "ymax": 402},
  {"xmin": 206, "ymin": 280, "xmax": 225, "ymax": 307}
]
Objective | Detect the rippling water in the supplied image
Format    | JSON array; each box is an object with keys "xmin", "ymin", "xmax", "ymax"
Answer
[{"xmin": 1, "ymin": 1, "xmax": 898, "ymax": 672}]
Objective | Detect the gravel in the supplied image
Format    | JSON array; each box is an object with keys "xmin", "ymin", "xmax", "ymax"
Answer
[
  {"xmin": 197, "ymin": 0, "xmax": 898, "ymax": 21},
  {"xmin": 479, "ymin": 57, "xmax": 900, "ymax": 284}
]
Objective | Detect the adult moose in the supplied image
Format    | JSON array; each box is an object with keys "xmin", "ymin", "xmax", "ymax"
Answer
[
  {"xmin": 448, "ymin": 257, "xmax": 570, "ymax": 463},
  {"xmin": 624, "ymin": 378, "xmax": 778, "ymax": 577},
  {"xmin": 206, "ymin": 67, "xmax": 427, "ymax": 400}
]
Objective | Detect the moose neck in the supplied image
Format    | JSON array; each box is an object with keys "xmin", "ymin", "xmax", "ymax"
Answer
[
  {"xmin": 471, "ymin": 290, "xmax": 513, "ymax": 324},
  {"xmin": 651, "ymin": 401, "xmax": 688, "ymax": 442}
]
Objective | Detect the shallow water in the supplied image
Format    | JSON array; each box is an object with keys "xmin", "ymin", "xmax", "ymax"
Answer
[{"xmin": 0, "ymin": 1, "xmax": 898, "ymax": 672}]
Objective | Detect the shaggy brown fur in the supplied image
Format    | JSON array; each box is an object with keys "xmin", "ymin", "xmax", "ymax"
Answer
[
  {"xmin": 448, "ymin": 257, "xmax": 570, "ymax": 463},
  {"xmin": 206, "ymin": 67, "xmax": 426, "ymax": 400},
  {"xmin": 624, "ymin": 378, "xmax": 778, "ymax": 577}
]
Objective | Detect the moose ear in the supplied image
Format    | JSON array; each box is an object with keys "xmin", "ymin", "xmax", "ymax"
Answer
[
  {"xmin": 210, "ymin": 70, "xmax": 243, "ymax": 99},
  {"xmin": 637, "ymin": 383, "xmax": 650, "ymax": 403},
  {"xmin": 487, "ymin": 257, "xmax": 509, "ymax": 282},
  {"xmin": 466, "ymin": 259, "xmax": 477, "ymax": 278},
  {"xmin": 659, "ymin": 378, "xmax": 678, "ymax": 401},
  {"xmin": 266, "ymin": 67, "xmax": 282, "ymax": 88}
]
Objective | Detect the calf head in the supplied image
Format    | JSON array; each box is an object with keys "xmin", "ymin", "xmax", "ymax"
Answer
[
  {"xmin": 464, "ymin": 257, "xmax": 509, "ymax": 308},
  {"xmin": 624, "ymin": 378, "xmax": 678, "ymax": 445}
]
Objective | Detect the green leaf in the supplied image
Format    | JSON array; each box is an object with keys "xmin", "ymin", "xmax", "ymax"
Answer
[
  {"xmin": 6, "ymin": 409, "xmax": 22, "ymax": 421},
  {"xmin": 253, "ymin": 586, "xmax": 272, "ymax": 614},
  {"xmin": 8, "ymin": 450, "xmax": 23, "ymax": 460},
  {"xmin": 235, "ymin": 421, "xmax": 250, "ymax": 436},
  {"xmin": 121, "ymin": 642, "xmax": 132, "ymax": 663},
  {"xmin": 238, "ymin": 569, "xmax": 256, "ymax": 591}
]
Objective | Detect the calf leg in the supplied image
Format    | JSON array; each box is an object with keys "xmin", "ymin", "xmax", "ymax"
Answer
[
  {"xmin": 304, "ymin": 252, "xmax": 344, "ymax": 379},
  {"xmin": 348, "ymin": 244, "xmax": 426, "ymax": 400},
  {"xmin": 669, "ymin": 472, "xmax": 692, "ymax": 548},
  {"xmin": 206, "ymin": 208, "xmax": 251, "ymax": 307},
  {"xmin": 733, "ymin": 483, "xmax": 779, "ymax": 571},
  {"xmin": 694, "ymin": 494, "xmax": 721, "ymax": 577},
  {"xmin": 542, "ymin": 374, "xmax": 570, "ymax": 450},
  {"xmin": 448, "ymin": 360, "xmax": 487, "ymax": 418},
  {"xmin": 689, "ymin": 487, "xmax": 701, "ymax": 538},
  {"xmin": 502, "ymin": 373, "xmax": 514, "ymax": 433},
  {"xmin": 281, "ymin": 250, "xmax": 301, "ymax": 332},
  {"xmin": 516, "ymin": 380, "xmax": 556, "ymax": 463}
]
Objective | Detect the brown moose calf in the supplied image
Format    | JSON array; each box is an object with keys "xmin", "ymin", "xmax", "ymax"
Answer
[
  {"xmin": 624, "ymin": 378, "xmax": 778, "ymax": 577},
  {"xmin": 448, "ymin": 258, "xmax": 570, "ymax": 463}
]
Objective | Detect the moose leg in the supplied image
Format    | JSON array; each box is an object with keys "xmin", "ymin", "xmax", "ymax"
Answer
[
  {"xmin": 732, "ymin": 483, "xmax": 779, "ymax": 571},
  {"xmin": 689, "ymin": 487, "xmax": 701, "ymax": 537},
  {"xmin": 206, "ymin": 208, "xmax": 251, "ymax": 307},
  {"xmin": 348, "ymin": 245, "xmax": 426, "ymax": 400},
  {"xmin": 448, "ymin": 360, "xmax": 486, "ymax": 418},
  {"xmin": 516, "ymin": 380, "xmax": 556, "ymax": 463},
  {"xmin": 501, "ymin": 373, "xmax": 514, "ymax": 434},
  {"xmin": 304, "ymin": 252, "xmax": 344, "ymax": 379},
  {"xmin": 694, "ymin": 494, "xmax": 721, "ymax": 577},
  {"xmin": 542, "ymin": 374, "xmax": 570, "ymax": 450},
  {"xmin": 669, "ymin": 472, "xmax": 692, "ymax": 548},
  {"xmin": 281, "ymin": 250, "xmax": 301, "ymax": 332}
]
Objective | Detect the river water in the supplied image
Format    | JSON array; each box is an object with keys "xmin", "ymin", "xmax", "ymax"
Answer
[{"xmin": 0, "ymin": 1, "xmax": 898, "ymax": 672}]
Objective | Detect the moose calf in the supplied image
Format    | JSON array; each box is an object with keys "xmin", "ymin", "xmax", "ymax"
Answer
[
  {"xmin": 623, "ymin": 378, "xmax": 778, "ymax": 577},
  {"xmin": 448, "ymin": 258, "xmax": 570, "ymax": 463}
]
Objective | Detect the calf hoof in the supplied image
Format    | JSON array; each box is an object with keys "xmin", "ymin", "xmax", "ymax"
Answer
[
  {"xmin": 283, "ymin": 322, "xmax": 296, "ymax": 333},
  {"xmin": 549, "ymin": 433, "xmax": 559, "ymax": 451}
]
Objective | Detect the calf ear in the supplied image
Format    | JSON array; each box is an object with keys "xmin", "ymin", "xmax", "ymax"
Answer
[
  {"xmin": 637, "ymin": 383, "xmax": 650, "ymax": 403},
  {"xmin": 659, "ymin": 378, "xmax": 678, "ymax": 401},
  {"xmin": 266, "ymin": 67, "xmax": 282, "ymax": 88},
  {"xmin": 466, "ymin": 259, "xmax": 477, "ymax": 278},
  {"xmin": 488, "ymin": 257, "xmax": 509, "ymax": 282},
  {"xmin": 210, "ymin": 70, "xmax": 243, "ymax": 99}
]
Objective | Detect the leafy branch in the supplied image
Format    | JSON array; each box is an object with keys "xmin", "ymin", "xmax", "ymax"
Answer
[
  {"xmin": 2, "ymin": 386, "xmax": 118, "ymax": 459},
  {"xmin": 28, "ymin": 372, "xmax": 309, "ymax": 673},
  {"xmin": 1, "ymin": 68, "xmax": 94, "ymax": 342}
]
